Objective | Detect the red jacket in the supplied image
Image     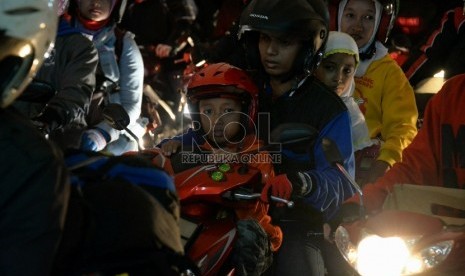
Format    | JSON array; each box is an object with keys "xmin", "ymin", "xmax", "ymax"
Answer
[
  {"xmin": 347, "ymin": 74, "xmax": 465, "ymax": 212},
  {"xmin": 136, "ymin": 135, "xmax": 283, "ymax": 251}
]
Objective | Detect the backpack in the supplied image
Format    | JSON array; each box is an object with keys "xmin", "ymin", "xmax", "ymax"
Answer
[
  {"xmin": 86, "ymin": 27, "xmax": 127, "ymax": 127},
  {"xmin": 51, "ymin": 150, "xmax": 195, "ymax": 275}
]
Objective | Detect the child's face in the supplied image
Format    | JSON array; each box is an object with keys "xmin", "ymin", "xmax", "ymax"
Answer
[
  {"xmin": 198, "ymin": 97, "xmax": 243, "ymax": 146},
  {"xmin": 340, "ymin": 0, "xmax": 376, "ymax": 48},
  {"xmin": 314, "ymin": 53, "xmax": 356, "ymax": 96},
  {"xmin": 79, "ymin": 0, "xmax": 112, "ymax": 22},
  {"xmin": 258, "ymin": 31, "xmax": 302, "ymax": 78}
]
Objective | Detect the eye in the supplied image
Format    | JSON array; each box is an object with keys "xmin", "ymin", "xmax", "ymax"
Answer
[
  {"xmin": 364, "ymin": 14, "xmax": 375, "ymax": 21},
  {"xmin": 202, "ymin": 108, "xmax": 213, "ymax": 116},
  {"xmin": 343, "ymin": 11, "xmax": 355, "ymax": 19},
  {"xmin": 259, "ymin": 33, "xmax": 271, "ymax": 43},
  {"xmin": 343, "ymin": 67, "xmax": 354, "ymax": 75},
  {"xmin": 322, "ymin": 64, "xmax": 336, "ymax": 72},
  {"xmin": 278, "ymin": 38, "xmax": 292, "ymax": 46},
  {"xmin": 223, "ymin": 107, "xmax": 237, "ymax": 114}
]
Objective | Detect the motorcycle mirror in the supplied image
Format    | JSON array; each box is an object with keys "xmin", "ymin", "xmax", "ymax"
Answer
[
  {"xmin": 103, "ymin": 103, "xmax": 130, "ymax": 130},
  {"xmin": 103, "ymin": 103, "xmax": 143, "ymax": 151},
  {"xmin": 321, "ymin": 138, "xmax": 365, "ymax": 219}
]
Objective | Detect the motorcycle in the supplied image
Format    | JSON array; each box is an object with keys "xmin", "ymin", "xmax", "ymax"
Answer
[
  {"xmin": 138, "ymin": 35, "xmax": 206, "ymax": 148},
  {"xmin": 174, "ymin": 162, "xmax": 294, "ymax": 276},
  {"xmin": 170, "ymin": 124, "xmax": 318, "ymax": 275},
  {"xmin": 324, "ymin": 136, "xmax": 465, "ymax": 276}
]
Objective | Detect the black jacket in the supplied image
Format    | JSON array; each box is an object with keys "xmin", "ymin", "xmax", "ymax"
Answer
[{"xmin": 0, "ymin": 107, "xmax": 70, "ymax": 275}]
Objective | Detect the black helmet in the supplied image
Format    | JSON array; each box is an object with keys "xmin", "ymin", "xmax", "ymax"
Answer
[{"xmin": 238, "ymin": 0, "xmax": 329, "ymax": 76}]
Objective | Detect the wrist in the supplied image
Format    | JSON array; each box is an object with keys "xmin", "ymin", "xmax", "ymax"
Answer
[
  {"xmin": 287, "ymin": 172, "xmax": 313, "ymax": 197},
  {"xmin": 94, "ymin": 127, "xmax": 111, "ymax": 142}
]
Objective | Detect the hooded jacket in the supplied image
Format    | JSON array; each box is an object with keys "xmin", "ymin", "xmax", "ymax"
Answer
[
  {"xmin": 73, "ymin": 18, "xmax": 145, "ymax": 143},
  {"xmin": 337, "ymin": 0, "xmax": 418, "ymax": 166}
]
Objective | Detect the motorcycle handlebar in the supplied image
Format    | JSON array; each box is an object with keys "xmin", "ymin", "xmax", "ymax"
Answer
[{"xmin": 225, "ymin": 191, "xmax": 294, "ymax": 208}]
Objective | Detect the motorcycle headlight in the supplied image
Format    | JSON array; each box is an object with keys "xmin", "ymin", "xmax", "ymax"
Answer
[
  {"xmin": 335, "ymin": 226, "xmax": 454, "ymax": 276},
  {"xmin": 403, "ymin": 240, "xmax": 454, "ymax": 275}
]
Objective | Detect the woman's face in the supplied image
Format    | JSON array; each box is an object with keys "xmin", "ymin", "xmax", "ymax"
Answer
[
  {"xmin": 314, "ymin": 53, "xmax": 356, "ymax": 96},
  {"xmin": 79, "ymin": 0, "xmax": 112, "ymax": 22},
  {"xmin": 258, "ymin": 31, "xmax": 302, "ymax": 78},
  {"xmin": 340, "ymin": 0, "xmax": 376, "ymax": 48},
  {"xmin": 199, "ymin": 97, "xmax": 243, "ymax": 146}
]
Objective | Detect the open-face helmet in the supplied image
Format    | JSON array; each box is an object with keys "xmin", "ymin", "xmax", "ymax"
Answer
[
  {"xmin": 0, "ymin": 0, "xmax": 58, "ymax": 108},
  {"xmin": 187, "ymin": 63, "xmax": 259, "ymax": 133},
  {"xmin": 238, "ymin": 0, "xmax": 330, "ymax": 76}
]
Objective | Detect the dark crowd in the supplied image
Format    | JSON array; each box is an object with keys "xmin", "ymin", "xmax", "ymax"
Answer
[{"xmin": 1, "ymin": 0, "xmax": 465, "ymax": 275}]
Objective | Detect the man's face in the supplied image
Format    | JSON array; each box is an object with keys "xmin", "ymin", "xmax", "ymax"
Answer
[{"xmin": 258, "ymin": 31, "xmax": 302, "ymax": 78}]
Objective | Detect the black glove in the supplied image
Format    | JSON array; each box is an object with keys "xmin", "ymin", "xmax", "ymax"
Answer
[{"xmin": 32, "ymin": 108, "xmax": 62, "ymax": 134}]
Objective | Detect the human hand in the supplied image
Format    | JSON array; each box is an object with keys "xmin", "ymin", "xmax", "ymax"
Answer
[
  {"xmin": 30, "ymin": 119, "xmax": 51, "ymax": 136},
  {"xmin": 155, "ymin": 44, "xmax": 173, "ymax": 58},
  {"xmin": 324, "ymin": 203, "xmax": 363, "ymax": 242},
  {"xmin": 260, "ymin": 174, "xmax": 293, "ymax": 205},
  {"xmin": 80, "ymin": 128, "xmax": 110, "ymax": 152},
  {"xmin": 161, "ymin": 140, "xmax": 182, "ymax": 156},
  {"xmin": 366, "ymin": 160, "xmax": 390, "ymax": 184}
]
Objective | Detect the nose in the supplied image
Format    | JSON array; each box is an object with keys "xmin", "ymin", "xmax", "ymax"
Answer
[
  {"xmin": 90, "ymin": 0, "xmax": 103, "ymax": 6},
  {"xmin": 333, "ymin": 70, "xmax": 343, "ymax": 85},
  {"xmin": 352, "ymin": 17, "xmax": 364, "ymax": 32},
  {"xmin": 266, "ymin": 41, "xmax": 278, "ymax": 56},
  {"xmin": 337, "ymin": 71, "xmax": 344, "ymax": 84}
]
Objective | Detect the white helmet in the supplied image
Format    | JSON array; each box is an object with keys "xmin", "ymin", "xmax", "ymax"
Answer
[{"xmin": 0, "ymin": 0, "xmax": 58, "ymax": 108}]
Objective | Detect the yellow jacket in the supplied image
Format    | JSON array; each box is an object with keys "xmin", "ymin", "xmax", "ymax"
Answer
[{"xmin": 354, "ymin": 54, "xmax": 418, "ymax": 166}]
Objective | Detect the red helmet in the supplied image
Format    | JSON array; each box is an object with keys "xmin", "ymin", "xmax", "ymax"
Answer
[{"xmin": 187, "ymin": 63, "xmax": 259, "ymax": 127}]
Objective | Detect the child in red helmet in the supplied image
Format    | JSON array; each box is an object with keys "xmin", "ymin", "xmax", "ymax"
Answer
[{"xmin": 160, "ymin": 62, "xmax": 282, "ymax": 275}]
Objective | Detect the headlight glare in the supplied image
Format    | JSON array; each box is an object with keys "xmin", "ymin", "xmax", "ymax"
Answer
[{"xmin": 403, "ymin": 240, "xmax": 454, "ymax": 274}]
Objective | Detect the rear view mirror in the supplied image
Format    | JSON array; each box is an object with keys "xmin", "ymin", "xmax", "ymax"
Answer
[
  {"xmin": 103, "ymin": 103, "xmax": 130, "ymax": 130},
  {"xmin": 103, "ymin": 103, "xmax": 142, "ymax": 151}
]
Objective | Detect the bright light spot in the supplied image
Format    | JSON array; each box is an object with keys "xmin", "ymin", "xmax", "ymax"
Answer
[
  {"xmin": 433, "ymin": 70, "xmax": 444, "ymax": 78},
  {"xmin": 357, "ymin": 235, "xmax": 410, "ymax": 276},
  {"xmin": 405, "ymin": 256, "xmax": 424, "ymax": 274},
  {"xmin": 347, "ymin": 247, "xmax": 358, "ymax": 264},
  {"xmin": 195, "ymin": 60, "xmax": 206, "ymax": 67},
  {"xmin": 40, "ymin": 22, "xmax": 46, "ymax": 29},
  {"xmin": 18, "ymin": 45, "xmax": 32, "ymax": 57}
]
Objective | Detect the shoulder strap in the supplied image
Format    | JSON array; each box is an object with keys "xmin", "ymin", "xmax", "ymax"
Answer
[{"xmin": 114, "ymin": 26, "xmax": 127, "ymax": 63}]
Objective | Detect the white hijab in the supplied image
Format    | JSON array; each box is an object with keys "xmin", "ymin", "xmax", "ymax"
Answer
[{"xmin": 337, "ymin": 0, "xmax": 388, "ymax": 76}]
